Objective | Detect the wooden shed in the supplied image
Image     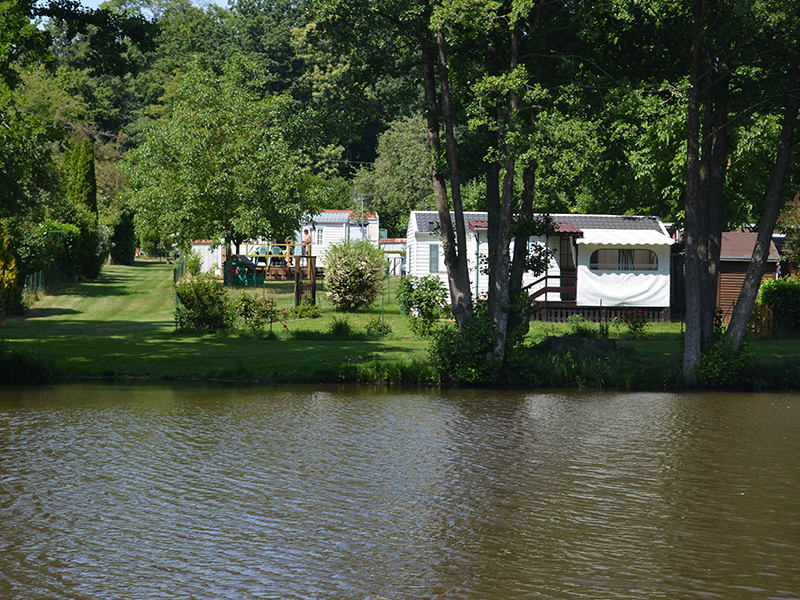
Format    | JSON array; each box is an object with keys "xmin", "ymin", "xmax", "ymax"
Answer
[{"xmin": 717, "ymin": 232, "xmax": 780, "ymax": 319}]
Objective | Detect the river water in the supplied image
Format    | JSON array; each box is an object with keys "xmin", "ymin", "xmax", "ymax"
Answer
[{"xmin": 1, "ymin": 384, "xmax": 798, "ymax": 600}]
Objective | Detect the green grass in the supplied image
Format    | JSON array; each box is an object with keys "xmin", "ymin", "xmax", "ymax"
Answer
[
  {"xmin": 1, "ymin": 260, "xmax": 430, "ymax": 382},
  {"xmin": 3, "ymin": 260, "xmax": 800, "ymax": 388}
]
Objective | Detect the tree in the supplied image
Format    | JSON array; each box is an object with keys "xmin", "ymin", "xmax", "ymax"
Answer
[
  {"xmin": 63, "ymin": 137, "xmax": 103, "ymax": 278},
  {"xmin": 313, "ymin": 0, "xmax": 596, "ymax": 380},
  {"xmin": 666, "ymin": 0, "xmax": 800, "ymax": 383},
  {"xmin": 124, "ymin": 58, "xmax": 307, "ymax": 283},
  {"xmin": 352, "ymin": 115, "xmax": 434, "ymax": 237}
]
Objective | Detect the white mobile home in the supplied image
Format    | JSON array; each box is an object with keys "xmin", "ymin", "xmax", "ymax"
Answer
[
  {"xmin": 299, "ymin": 210, "xmax": 380, "ymax": 268},
  {"xmin": 406, "ymin": 211, "xmax": 674, "ymax": 313}
]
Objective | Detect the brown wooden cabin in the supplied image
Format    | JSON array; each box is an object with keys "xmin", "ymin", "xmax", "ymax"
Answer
[
  {"xmin": 717, "ymin": 232, "xmax": 780, "ymax": 320},
  {"xmin": 671, "ymin": 232, "xmax": 780, "ymax": 321}
]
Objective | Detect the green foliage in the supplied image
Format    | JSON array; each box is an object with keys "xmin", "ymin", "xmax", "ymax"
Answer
[
  {"xmin": 759, "ymin": 278, "xmax": 800, "ymax": 333},
  {"xmin": 335, "ymin": 357, "xmax": 437, "ymax": 385},
  {"xmin": 287, "ymin": 293, "xmax": 322, "ymax": 319},
  {"xmin": 327, "ymin": 316, "xmax": 356, "ymax": 338},
  {"xmin": 0, "ymin": 340, "xmax": 56, "ymax": 384},
  {"xmin": 64, "ymin": 139, "xmax": 98, "ymax": 214},
  {"xmin": 365, "ymin": 316, "xmax": 392, "ymax": 337},
  {"xmin": 234, "ymin": 292, "xmax": 278, "ymax": 331},
  {"xmin": 622, "ymin": 309, "xmax": 650, "ymax": 337},
  {"xmin": 565, "ymin": 314, "xmax": 603, "ymax": 338},
  {"xmin": 352, "ymin": 116, "xmax": 434, "ymax": 237},
  {"xmin": 428, "ymin": 302, "xmax": 499, "ymax": 385},
  {"xmin": 124, "ymin": 59, "xmax": 306, "ymax": 263},
  {"xmin": 324, "ymin": 239, "xmax": 385, "ymax": 311},
  {"xmin": 777, "ymin": 194, "xmax": 800, "ymax": 269},
  {"xmin": 109, "ymin": 210, "xmax": 136, "ymax": 265},
  {"xmin": 174, "ymin": 273, "xmax": 234, "ymax": 333},
  {"xmin": 695, "ymin": 338, "xmax": 754, "ymax": 388},
  {"xmin": 184, "ymin": 251, "xmax": 203, "ymax": 277},
  {"xmin": 62, "ymin": 138, "xmax": 103, "ymax": 279},
  {"xmin": 0, "ymin": 222, "xmax": 19, "ymax": 317},
  {"xmin": 396, "ymin": 274, "xmax": 448, "ymax": 337}
]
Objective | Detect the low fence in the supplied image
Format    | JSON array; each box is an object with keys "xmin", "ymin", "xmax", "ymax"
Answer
[
  {"xmin": 743, "ymin": 304, "xmax": 774, "ymax": 338},
  {"xmin": 532, "ymin": 305, "xmax": 671, "ymax": 323}
]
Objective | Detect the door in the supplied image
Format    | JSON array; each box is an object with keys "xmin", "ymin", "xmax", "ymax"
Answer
[{"xmin": 560, "ymin": 237, "xmax": 577, "ymax": 302}]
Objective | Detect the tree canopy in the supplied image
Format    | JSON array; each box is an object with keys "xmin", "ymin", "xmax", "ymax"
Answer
[{"xmin": 124, "ymin": 59, "xmax": 306, "ymax": 274}]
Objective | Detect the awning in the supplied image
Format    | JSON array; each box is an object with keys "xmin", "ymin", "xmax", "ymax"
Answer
[{"xmin": 575, "ymin": 229, "xmax": 674, "ymax": 246}]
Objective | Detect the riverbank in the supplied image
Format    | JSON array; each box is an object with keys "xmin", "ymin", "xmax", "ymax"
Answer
[{"xmin": 2, "ymin": 260, "xmax": 799, "ymax": 389}]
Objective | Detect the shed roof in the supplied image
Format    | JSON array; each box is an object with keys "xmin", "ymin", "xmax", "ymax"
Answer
[{"xmin": 721, "ymin": 232, "xmax": 780, "ymax": 262}]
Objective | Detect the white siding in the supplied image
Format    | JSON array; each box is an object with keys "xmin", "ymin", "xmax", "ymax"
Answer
[{"xmin": 190, "ymin": 242, "xmax": 222, "ymax": 276}]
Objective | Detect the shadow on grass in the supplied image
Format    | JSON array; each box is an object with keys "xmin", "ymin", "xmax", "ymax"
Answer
[
  {"xmin": 3, "ymin": 319, "xmax": 401, "ymax": 381},
  {"xmin": 46, "ymin": 275, "xmax": 146, "ymax": 298},
  {"xmin": 23, "ymin": 307, "xmax": 82, "ymax": 318}
]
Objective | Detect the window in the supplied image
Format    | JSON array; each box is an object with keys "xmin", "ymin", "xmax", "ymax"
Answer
[
  {"xmin": 316, "ymin": 228, "xmax": 323, "ymax": 246},
  {"xmin": 590, "ymin": 249, "xmax": 658, "ymax": 271},
  {"xmin": 429, "ymin": 243, "xmax": 440, "ymax": 272}
]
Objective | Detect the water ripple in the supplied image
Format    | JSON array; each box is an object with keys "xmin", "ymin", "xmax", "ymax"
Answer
[{"xmin": 1, "ymin": 385, "xmax": 799, "ymax": 599}]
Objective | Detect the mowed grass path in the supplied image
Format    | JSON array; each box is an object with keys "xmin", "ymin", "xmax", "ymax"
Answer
[{"xmin": 1, "ymin": 260, "xmax": 429, "ymax": 381}]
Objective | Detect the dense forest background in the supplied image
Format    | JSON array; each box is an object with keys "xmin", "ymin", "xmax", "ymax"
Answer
[{"xmin": 1, "ymin": 0, "xmax": 799, "ymax": 382}]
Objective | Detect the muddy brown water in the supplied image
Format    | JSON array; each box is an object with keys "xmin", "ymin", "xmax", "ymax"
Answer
[{"xmin": 1, "ymin": 384, "xmax": 798, "ymax": 599}]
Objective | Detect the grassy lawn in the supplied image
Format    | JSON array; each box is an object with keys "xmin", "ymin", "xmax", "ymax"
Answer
[
  {"xmin": 1, "ymin": 260, "xmax": 429, "ymax": 382},
  {"xmin": 3, "ymin": 259, "xmax": 799, "ymax": 388}
]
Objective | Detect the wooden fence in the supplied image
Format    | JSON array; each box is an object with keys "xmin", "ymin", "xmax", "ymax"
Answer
[
  {"xmin": 744, "ymin": 304, "xmax": 774, "ymax": 338},
  {"xmin": 531, "ymin": 305, "xmax": 671, "ymax": 323}
]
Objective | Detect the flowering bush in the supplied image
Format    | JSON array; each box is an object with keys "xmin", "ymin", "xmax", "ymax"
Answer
[
  {"xmin": 324, "ymin": 240, "xmax": 385, "ymax": 311},
  {"xmin": 622, "ymin": 309, "xmax": 649, "ymax": 337}
]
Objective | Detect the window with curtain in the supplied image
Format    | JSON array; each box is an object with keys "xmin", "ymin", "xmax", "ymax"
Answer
[
  {"xmin": 590, "ymin": 249, "xmax": 658, "ymax": 271},
  {"xmin": 618, "ymin": 249, "xmax": 635, "ymax": 270}
]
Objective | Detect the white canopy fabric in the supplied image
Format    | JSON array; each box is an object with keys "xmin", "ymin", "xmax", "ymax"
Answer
[
  {"xmin": 575, "ymin": 229, "xmax": 674, "ymax": 246},
  {"xmin": 576, "ymin": 269, "xmax": 671, "ymax": 307}
]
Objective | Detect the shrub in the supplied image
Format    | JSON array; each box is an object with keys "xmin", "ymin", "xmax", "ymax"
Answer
[
  {"xmin": 0, "ymin": 341, "xmax": 57, "ymax": 384},
  {"xmin": 565, "ymin": 314, "xmax": 602, "ymax": 338},
  {"xmin": 185, "ymin": 250, "xmax": 204, "ymax": 277},
  {"xmin": 0, "ymin": 223, "xmax": 19, "ymax": 318},
  {"xmin": 428, "ymin": 301, "xmax": 499, "ymax": 384},
  {"xmin": 234, "ymin": 293, "xmax": 278, "ymax": 330},
  {"xmin": 287, "ymin": 293, "xmax": 322, "ymax": 319},
  {"xmin": 365, "ymin": 316, "xmax": 392, "ymax": 337},
  {"xmin": 324, "ymin": 239, "xmax": 385, "ymax": 311},
  {"xmin": 622, "ymin": 309, "xmax": 649, "ymax": 337},
  {"xmin": 759, "ymin": 278, "xmax": 800, "ymax": 332},
  {"xmin": 327, "ymin": 316, "xmax": 356, "ymax": 338},
  {"xmin": 175, "ymin": 273, "xmax": 234, "ymax": 332},
  {"xmin": 694, "ymin": 338, "xmax": 754, "ymax": 387},
  {"xmin": 396, "ymin": 274, "xmax": 448, "ymax": 336}
]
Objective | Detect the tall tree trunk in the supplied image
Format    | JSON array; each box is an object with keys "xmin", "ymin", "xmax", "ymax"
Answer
[
  {"xmin": 706, "ymin": 56, "xmax": 730, "ymax": 329},
  {"xmin": 726, "ymin": 52, "xmax": 800, "ymax": 350},
  {"xmin": 682, "ymin": 0, "xmax": 705, "ymax": 386},
  {"xmin": 487, "ymin": 23, "xmax": 523, "ymax": 372},
  {"xmin": 507, "ymin": 162, "xmax": 537, "ymax": 343},
  {"xmin": 422, "ymin": 32, "xmax": 472, "ymax": 328},
  {"xmin": 698, "ymin": 45, "xmax": 715, "ymax": 346}
]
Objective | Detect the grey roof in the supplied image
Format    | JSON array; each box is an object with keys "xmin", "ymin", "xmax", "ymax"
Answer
[
  {"xmin": 412, "ymin": 211, "xmax": 665, "ymax": 233},
  {"xmin": 303, "ymin": 210, "xmax": 379, "ymax": 225},
  {"xmin": 304, "ymin": 210, "xmax": 352, "ymax": 224},
  {"xmin": 413, "ymin": 211, "xmax": 494, "ymax": 234}
]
